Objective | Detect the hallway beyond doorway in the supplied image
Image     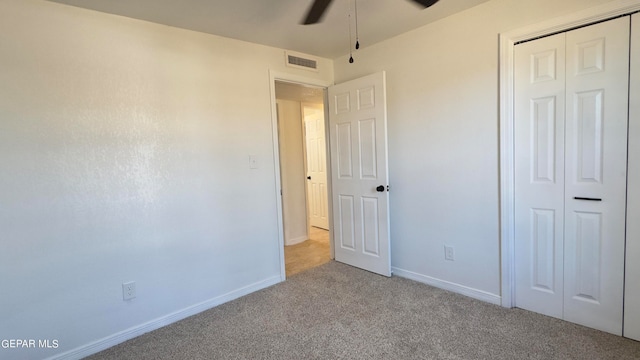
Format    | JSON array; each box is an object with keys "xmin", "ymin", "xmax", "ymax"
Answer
[{"xmin": 285, "ymin": 227, "xmax": 330, "ymax": 276}]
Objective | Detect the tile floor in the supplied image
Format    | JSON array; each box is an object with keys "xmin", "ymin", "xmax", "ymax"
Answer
[{"xmin": 284, "ymin": 226, "xmax": 330, "ymax": 276}]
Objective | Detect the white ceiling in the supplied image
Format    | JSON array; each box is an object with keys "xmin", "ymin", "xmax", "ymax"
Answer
[{"xmin": 49, "ymin": 0, "xmax": 490, "ymax": 59}]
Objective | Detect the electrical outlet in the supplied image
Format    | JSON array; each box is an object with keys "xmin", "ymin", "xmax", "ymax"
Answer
[
  {"xmin": 122, "ymin": 281, "xmax": 136, "ymax": 300},
  {"xmin": 444, "ymin": 245, "xmax": 455, "ymax": 261}
]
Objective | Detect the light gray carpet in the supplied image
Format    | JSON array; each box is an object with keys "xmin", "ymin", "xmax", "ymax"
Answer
[{"xmin": 88, "ymin": 261, "xmax": 640, "ymax": 359}]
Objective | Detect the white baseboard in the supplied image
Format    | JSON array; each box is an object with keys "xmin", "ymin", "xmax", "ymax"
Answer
[
  {"xmin": 48, "ymin": 275, "xmax": 282, "ymax": 360},
  {"xmin": 285, "ymin": 235, "xmax": 307, "ymax": 246},
  {"xmin": 391, "ymin": 267, "xmax": 501, "ymax": 306}
]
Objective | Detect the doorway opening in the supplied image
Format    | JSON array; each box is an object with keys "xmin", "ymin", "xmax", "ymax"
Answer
[{"xmin": 274, "ymin": 80, "xmax": 331, "ymax": 277}]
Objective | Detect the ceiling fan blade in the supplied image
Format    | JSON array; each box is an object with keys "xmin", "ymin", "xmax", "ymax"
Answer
[
  {"xmin": 410, "ymin": 0, "xmax": 440, "ymax": 8},
  {"xmin": 302, "ymin": 0, "xmax": 334, "ymax": 25}
]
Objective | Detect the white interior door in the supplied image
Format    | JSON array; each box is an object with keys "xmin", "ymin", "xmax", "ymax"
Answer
[
  {"xmin": 563, "ymin": 17, "xmax": 629, "ymax": 335},
  {"xmin": 304, "ymin": 105, "xmax": 329, "ymax": 230},
  {"xmin": 514, "ymin": 32, "xmax": 566, "ymax": 319},
  {"xmin": 328, "ymin": 71, "xmax": 391, "ymax": 277},
  {"xmin": 514, "ymin": 17, "xmax": 629, "ymax": 335}
]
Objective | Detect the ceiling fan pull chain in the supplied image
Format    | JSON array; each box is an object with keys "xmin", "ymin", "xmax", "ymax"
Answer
[
  {"xmin": 348, "ymin": 12, "xmax": 354, "ymax": 63},
  {"xmin": 355, "ymin": 0, "xmax": 360, "ymax": 50}
]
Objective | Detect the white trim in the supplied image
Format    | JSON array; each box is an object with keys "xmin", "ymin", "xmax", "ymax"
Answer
[
  {"xmin": 270, "ymin": 70, "xmax": 332, "ymax": 89},
  {"xmin": 392, "ymin": 267, "xmax": 502, "ymax": 306},
  {"xmin": 269, "ymin": 70, "xmax": 333, "ymax": 280},
  {"xmin": 321, "ymin": 91, "xmax": 335, "ymax": 261},
  {"xmin": 499, "ymin": 0, "xmax": 640, "ymax": 308},
  {"xmin": 269, "ymin": 71, "xmax": 286, "ymax": 281},
  {"xmin": 47, "ymin": 276, "xmax": 281, "ymax": 360}
]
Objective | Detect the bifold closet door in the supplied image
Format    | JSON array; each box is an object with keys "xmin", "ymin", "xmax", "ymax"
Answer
[
  {"xmin": 562, "ymin": 17, "xmax": 629, "ymax": 335},
  {"xmin": 514, "ymin": 32, "xmax": 566, "ymax": 319},
  {"xmin": 515, "ymin": 16, "xmax": 630, "ymax": 335}
]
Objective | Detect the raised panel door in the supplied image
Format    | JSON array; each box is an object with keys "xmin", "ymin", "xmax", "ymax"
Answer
[
  {"xmin": 564, "ymin": 17, "xmax": 629, "ymax": 335},
  {"xmin": 328, "ymin": 72, "xmax": 390, "ymax": 277},
  {"xmin": 515, "ymin": 16, "xmax": 630, "ymax": 336},
  {"xmin": 515, "ymin": 33, "xmax": 566, "ymax": 319},
  {"xmin": 304, "ymin": 105, "xmax": 329, "ymax": 230}
]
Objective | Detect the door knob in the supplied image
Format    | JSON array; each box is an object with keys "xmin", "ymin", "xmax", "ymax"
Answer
[
  {"xmin": 307, "ymin": 176, "xmax": 311, "ymax": 180},
  {"xmin": 376, "ymin": 185, "xmax": 385, "ymax": 192}
]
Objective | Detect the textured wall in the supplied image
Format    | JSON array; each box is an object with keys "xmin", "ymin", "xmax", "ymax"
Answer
[
  {"xmin": 0, "ymin": 0, "xmax": 333, "ymax": 358},
  {"xmin": 333, "ymin": 0, "xmax": 617, "ymax": 298}
]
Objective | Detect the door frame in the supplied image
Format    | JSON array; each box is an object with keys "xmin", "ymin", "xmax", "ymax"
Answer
[
  {"xmin": 269, "ymin": 70, "xmax": 333, "ymax": 281},
  {"xmin": 499, "ymin": 0, "xmax": 640, "ymax": 308}
]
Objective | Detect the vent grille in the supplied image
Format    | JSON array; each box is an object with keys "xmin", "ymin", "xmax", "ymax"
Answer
[
  {"xmin": 285, "ymin": 51, "xmax": 319, "ymax": 71},
  {"xmin": 288, "ymin": 55, "xmax": 317, "ymax": 69}
]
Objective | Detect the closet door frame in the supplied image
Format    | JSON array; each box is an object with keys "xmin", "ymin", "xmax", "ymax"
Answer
[{"xmin": 498, "ymin": 0, "xmax": 640, "ymax": 309}]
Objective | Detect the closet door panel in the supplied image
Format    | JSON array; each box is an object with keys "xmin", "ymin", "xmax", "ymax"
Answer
[
  {"xmin": 564, "ymin": 16, "xmax": 629, "ymax": 336},
  {"xmin": 514, "ymin": 33, "xmax": 566, "ymax": 319}
]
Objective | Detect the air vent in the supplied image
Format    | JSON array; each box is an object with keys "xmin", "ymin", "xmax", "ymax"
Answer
[
  {"xmin": 288, "ymin": 55, "xmax": 316, "ymax": 69},
  {"xmin": 285, "ymin": 51, "xmax": 319, "ymax": 72}
]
